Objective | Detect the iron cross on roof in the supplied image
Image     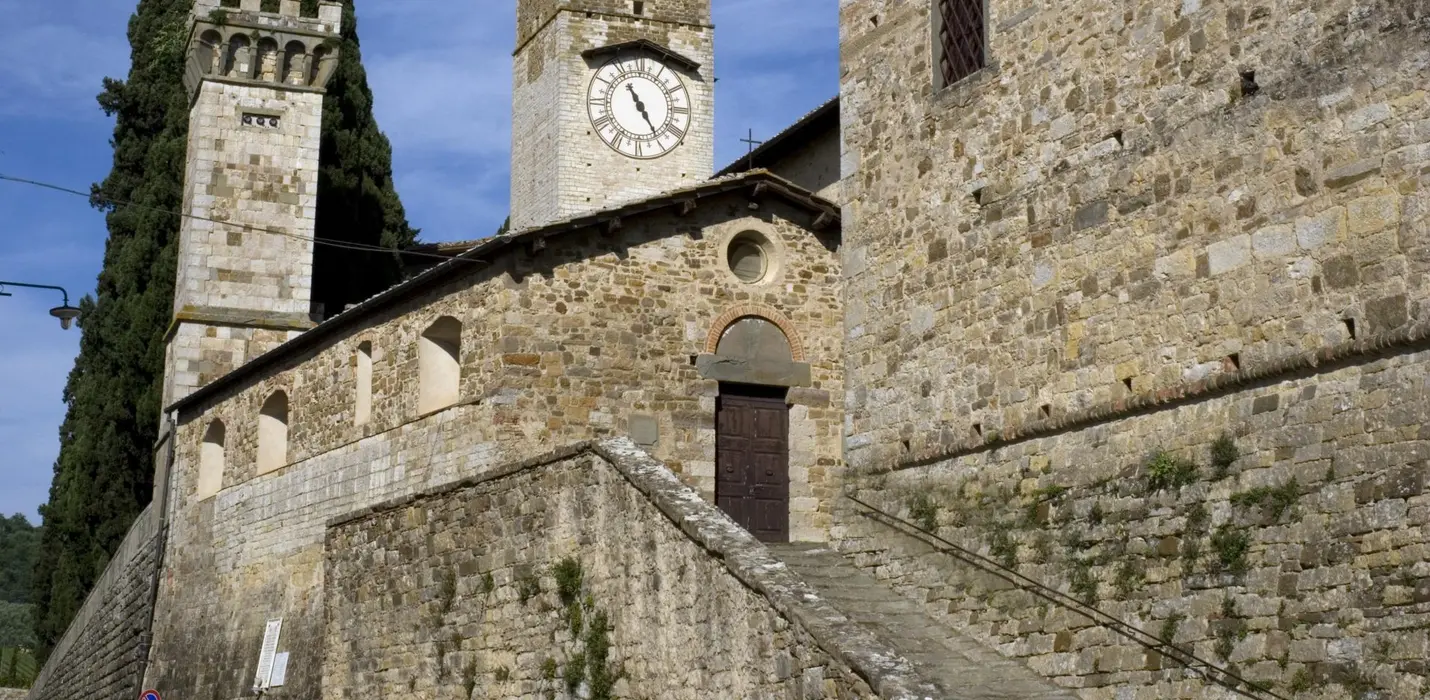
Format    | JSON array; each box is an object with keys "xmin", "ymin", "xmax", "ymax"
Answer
[{"xmin": 740, "ymin": 128, "xmax": 764, "ymax": 171}]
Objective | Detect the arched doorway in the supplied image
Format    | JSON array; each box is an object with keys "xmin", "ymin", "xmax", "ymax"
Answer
[{"xmin": 709, "ymin": 315, "xmax": 800, "ymax": 543}]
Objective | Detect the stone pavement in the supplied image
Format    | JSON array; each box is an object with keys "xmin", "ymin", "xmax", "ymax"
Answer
[{"xmin": 769, "ymin": 543, "xmax": 1075, "ymax": 700}]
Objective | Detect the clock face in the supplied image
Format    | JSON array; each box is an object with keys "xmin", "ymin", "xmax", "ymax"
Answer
[{"xmin": 587, "ymin": 54, "xmax": 692, "ymax": 159}]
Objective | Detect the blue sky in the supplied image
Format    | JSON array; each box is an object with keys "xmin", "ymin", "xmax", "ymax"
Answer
[{"xmin": 0, "ymin": 0, "xmax": 839, "ymax": 523}]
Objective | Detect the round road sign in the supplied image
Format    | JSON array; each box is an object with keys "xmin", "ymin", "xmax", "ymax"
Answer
[{"xmin": 141, "ymin": 691, "xmax": 161, "ymax": 700}]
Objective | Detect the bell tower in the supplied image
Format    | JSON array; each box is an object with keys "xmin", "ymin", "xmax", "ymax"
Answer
[
  {"xmin": 163, "ymin": 0, "xmax": 342, "ymax": 407},
  {"xmin": 510, "ymin": 0, "xmax": 715, "ymax": 231}
]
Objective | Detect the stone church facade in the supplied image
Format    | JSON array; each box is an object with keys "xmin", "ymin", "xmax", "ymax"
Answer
[{"xmin": 24, "ymin": 0, "xmax": 1430, "ymax": 698}]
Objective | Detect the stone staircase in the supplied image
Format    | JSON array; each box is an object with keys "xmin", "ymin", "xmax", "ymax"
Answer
[{"xmin": 767, "ymin": 543, "xmax": 1075, "ymax": 700}]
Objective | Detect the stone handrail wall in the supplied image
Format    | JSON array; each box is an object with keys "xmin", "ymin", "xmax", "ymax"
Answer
[
  {"xmin": 27, "ymin": 504, "xmax": 164, "ymax": 700},
  {"xmin": 324, "ymin": 438, "xmax": 939, "ymax": 699},
  {"xmin": 0, "ymin": 688, "xmax": 29, "ymax": 700},
  {"xmin": 837, "ymin": 345, "xmax": 1430, "ymax": 699}
]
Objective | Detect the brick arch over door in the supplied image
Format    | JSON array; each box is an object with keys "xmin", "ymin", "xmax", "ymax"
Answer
[{"xmin": 704, "ymin": 305, "xmax": 806, "ymax": 363}]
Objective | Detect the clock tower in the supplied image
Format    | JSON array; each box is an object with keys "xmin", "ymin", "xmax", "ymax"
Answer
[{"xmin": 511, "ymin": 0, "xmax": 715, "ymax": 231}]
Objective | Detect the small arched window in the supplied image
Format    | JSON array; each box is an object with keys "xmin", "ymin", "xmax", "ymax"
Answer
[
  {"xmin": 309, "ymin": 45, "xmax": 330, "ymax": 87},
  {"xmin": 257, "ymin": 390, "xmax": 289, "ymax": 475},
  {"xmin": 196, "ymin": 420, "xmax": 226, "ymax": 501},
  {"xmin": 355, "ymin": 341, "xmax": 373, "ymax": 426},
  {"xmin": 198, "ymin": 30, "xmax": 224, "ymax": 75},
  {"xmin": 256, "ymin": 37, "xmax": 280, "ymax": 82},
  {"xmin": 224, "ymin": 34, "xmax": 252, "ymax": 78},
  {"xmin": 283, "ymin": 41, "xmax": 309, "ymax": 86},
  {"xmin": 419, "ymin": 317, "xmax": 462, "ymax": 414}
]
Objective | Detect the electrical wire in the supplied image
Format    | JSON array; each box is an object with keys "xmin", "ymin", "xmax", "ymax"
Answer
[{"xmin": 0, "ymin": 173, "xmax": 473, "ymax": 263}]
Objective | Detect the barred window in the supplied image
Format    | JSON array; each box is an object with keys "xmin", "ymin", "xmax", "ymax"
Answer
[{"xmin": 935, "ymin": 0, "xmax": 987, "ymax": 88}]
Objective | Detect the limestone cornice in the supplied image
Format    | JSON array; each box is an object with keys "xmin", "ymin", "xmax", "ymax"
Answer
[
  {"xmin": 581, "ymin": 38, "xmax": 702, "ymax": 72},
  {"xmin": 165, "ymin": 306, "xmax": 317, "ymax": 342},
  {"xmin": 183, "ymin": 12, "xmax": 341, "ymax": 103},
  {"xmin": 514, "ymin": 7, "xmax": 714, "ymax": 57}
]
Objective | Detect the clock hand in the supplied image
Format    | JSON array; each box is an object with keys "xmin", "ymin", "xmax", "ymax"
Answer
[{"xmin": 626, "ymin": 83, "xmax": 658, "ymax": 134}]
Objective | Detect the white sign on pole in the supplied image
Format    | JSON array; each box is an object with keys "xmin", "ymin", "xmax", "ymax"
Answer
[
  {"xmin": 254, "ymin": 618, "xmax": 283, "ymax": 690},
  {"xmin": 269, "ymin": 652, "xmax": 290, "ymax": 687}
]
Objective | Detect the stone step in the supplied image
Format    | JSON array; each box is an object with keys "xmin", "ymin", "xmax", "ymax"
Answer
[{"xmin": 767, "ymin": 543, "xmax": 1075, "ymax": 700}]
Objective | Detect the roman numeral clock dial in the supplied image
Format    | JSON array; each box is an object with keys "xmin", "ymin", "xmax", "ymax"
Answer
[{"xmin": 587, "ymin": 55, "xmax": 693, "ymax": 159}]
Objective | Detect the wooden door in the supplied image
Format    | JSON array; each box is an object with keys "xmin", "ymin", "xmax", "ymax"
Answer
[{"xmin": 716, "ymin": 385, "xmax": 790, "ymax": 543}]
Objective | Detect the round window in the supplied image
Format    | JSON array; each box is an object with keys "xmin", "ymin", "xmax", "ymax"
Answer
[{"xmin": 727, "ymin": 234, "xmax": 770, "ymax": 284}]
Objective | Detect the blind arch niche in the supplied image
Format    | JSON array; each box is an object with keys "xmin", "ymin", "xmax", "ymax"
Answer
[
  {"xmin": 419, "ymin": 317, "xmax": 462, "ymax": 414},
  {"xmin": 257, "ymin": 390, "xmax": 290, "ymax": 475},
  {"xmin": 196, "ymin": 420, "xmax": 226, "ymax": 501}
]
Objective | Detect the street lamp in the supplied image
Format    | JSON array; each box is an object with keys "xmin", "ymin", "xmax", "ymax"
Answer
[{"xmin": 0, "ymin": 281, "xmax": 82, "ymax": 330}]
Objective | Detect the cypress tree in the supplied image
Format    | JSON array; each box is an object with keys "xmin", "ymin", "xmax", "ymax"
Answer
[
  {"xmin": 32, "ymin": 0, "xmax": 414, "ymax": 659},
  {"xmin": 312, "ymin": 1, "xmax": 418, "ymax": 316},
  {"xmin": 30, "ymin": 0, "xmax": 190, "ymax": 661}
]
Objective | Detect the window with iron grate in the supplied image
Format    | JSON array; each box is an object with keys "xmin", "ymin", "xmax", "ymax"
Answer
[{"xmin": 934, "ymin": 0, "xmax": 987, "ymax": 88}]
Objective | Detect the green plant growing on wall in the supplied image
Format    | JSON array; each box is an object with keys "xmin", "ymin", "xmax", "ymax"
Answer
[
  {"xmin": 208, "ymin": 8, "xmax": 230, "ymax": 25},
  {"xmin": 494, "ymin": 666, "xmax": 510, "ymax": 682},
  {"xmin": 907, "ymin": 493, "xmax": 940, "ymax": 532},
  {"xmin": 544, "ymin": 558, "xmax": 625, "ymax": 700},
  {"xmin": 439, "ymin": 568, "xmax": 458, "ymax": 615},
  {"xmin": 1214, "ymin": 597, "xmax": 1247, "ymax": 660},
  {"xmin": 1024, "ymin": 485, "xmax": 1067, "ymax": 526},
  {"xmin": 1210, "ymin": 433, "xmax": 1239, "ymax": 478},
  {"xmin": 582, "ymin": 609, "xmax": 622, "ymax": 700},
  {"xmin": 1287, "ymin": 667, "xmax": 1313, "ymax": 693},
  {"xmin": 1114, "ymin": 559, "xmax": 1144, "ymax": 598},
  {"xmin": 1068, "ymin": 558, "xmax": 1097, "ymax": 604},
  {"xmin": 1157, "ymin": 612, "xmax": 1184, "ymax": 645},
  {"xmin": 1180, "ymin": 502, "xmax": 1209, "ymax": 568},
  {"xmin": 554, "ymin": 558, "xmax": 583, "ymax": 607},
  {"xmin": 1088, "ymin": 501, "xmax": 1104, "ymax": 526},
  {"xmin": 1230, "ymin": 479, "xmax": 1300, "ymax": 520},
  {"xmin": 988, "ymin": 525, "xmax": 1017, "ymax": 569},
  {"xmin": 517, "ymin": 570, "xmax": 542, "ymax": 604},
  {"xmin": 1209, "ymin": 525, "xmax": 1250, "ymax": 574},
  {"xmin": 563, "ymin": 652, "xmax": 586, "ymax": 694},
  {"xmin": 1033, "ymin": 532, "xmax": 1054, "ymax": 559},
  {"xmin": 1144, "ymin": 451, "xmax": 1199, "ymax": 492},
  {"xmin": 482, "ymin": 572, "xmax": 495, "ymax": 595}
]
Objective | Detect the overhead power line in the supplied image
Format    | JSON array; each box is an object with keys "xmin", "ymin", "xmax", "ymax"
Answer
[{"xmin": 0, "ymin": 173, "xmax": 470, "ymax": 264}]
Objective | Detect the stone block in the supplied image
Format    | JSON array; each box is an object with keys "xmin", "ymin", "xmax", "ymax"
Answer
[
  {"xmin": 1251, "ymin": 224, "xmax": 1296, "ymax": 260},
  {"xmin": 1296, "ymin": 208, "xmax": 1346, "ymax": 250},
  {"xmin": 1347, "ymin": 194, "xmax": 1400, "ymax": 236},
  {"xmin": 1206, "ymin": 235, "xmax": 1251, "ymax": 275},
  {"xmin": 629, "ymin": 414, "xmax": 659, "ymax": 447}
]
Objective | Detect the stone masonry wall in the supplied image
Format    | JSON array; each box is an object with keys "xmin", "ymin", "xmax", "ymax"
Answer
[
  {"xmin": 28, "ymin": 504, "xmax": 163, "ymax": 700},
  {"xmin": 0, "ymin": 688, "xmax": 27, "ymax": 700},
  {"xmin": 145, "ymin": 196, "xmax": 843, "ymax": 699},
  {"xmin": 166, "ymin": 58, "xmax": 328, "ymax": 406},
  {"xmin": 323, "ymin": 439, "xmax": 938, "ymax": 699},
  {"xmin": 839, "ymin": 0, "xmax": 1430, "ymax": 470},
  {"xmin": 769, "ymin": 125, "xmax": 843, "ymax": 204},
  {"xmin": 838, "ymin": 341, "xmax": 1430, "ymax": 699}
]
